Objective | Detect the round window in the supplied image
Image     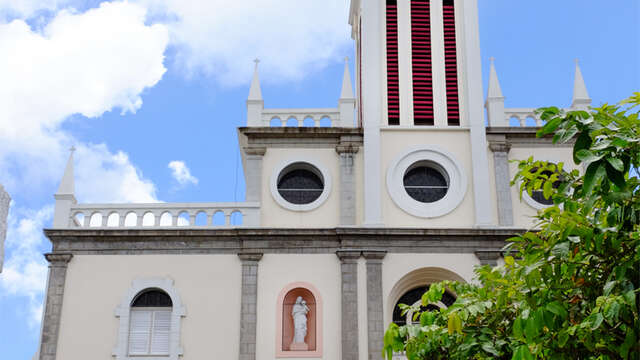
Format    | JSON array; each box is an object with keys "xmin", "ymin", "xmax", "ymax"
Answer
[
  {"xmin": 529, "ymin": 170, "xmax": 560, "ymax": 207},
  {"xmin": 403, "ymin": 162, "xmax": 449, "ymax": 203},
  {"xmin": 277, "ymin": 163, "xmax": 324, "ymax": 205}
]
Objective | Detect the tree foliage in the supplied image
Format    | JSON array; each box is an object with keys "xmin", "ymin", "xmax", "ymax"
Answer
[{"xmin": 383, "ymin": 93, "xmax": 640, "ymax": 360}]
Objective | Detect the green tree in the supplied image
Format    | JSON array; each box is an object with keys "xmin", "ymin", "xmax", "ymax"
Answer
[{"xmin": 383, "ymin": 93, "xmax": 640, "ymax": 360}]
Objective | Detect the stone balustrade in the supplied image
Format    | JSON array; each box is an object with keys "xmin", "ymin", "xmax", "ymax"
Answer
[
  {"xmin": 261, "ymin": 108, "xmax": 342, "ymax": 127},
  {"xmin": 65, "ymin": 202, "xmax": 260, "ymax": 229},
  {"xmin": 503, "ymin": 108, "xmax": 543, "ymax": 127}
]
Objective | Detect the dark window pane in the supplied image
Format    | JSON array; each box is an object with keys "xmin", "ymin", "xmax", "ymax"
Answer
[
  {"xmin": 392, "ymin": 285, "xmax": 456, "ymax": 326},
  {"xmin": 529, "ymin": 170, "xmax": 560, "ymax": 206},
  {"xmin": 277, "ymin": 167, "xmax": 324, "ymax": 205},
  {"xmin": 132, "ymin": 290, "xmax": 172, "ymax": 307},
  {"xmin": 403, "ymin": 166, "xmax": 448, "ymax": 203}
]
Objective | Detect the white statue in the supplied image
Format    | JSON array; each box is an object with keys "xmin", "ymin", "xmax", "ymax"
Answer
[{"xmin": 290, "ymin": 296, "xmax": 310, "ymax": 350}]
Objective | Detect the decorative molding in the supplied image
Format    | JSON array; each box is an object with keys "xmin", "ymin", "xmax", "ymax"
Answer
[
  {"xmin": 113, "ymin": 277, "xmax": 185, "ymax": 360},
  {"xmin": 386, "ymin": 145, "xmax": 468, "ymax": 218},
  {"xmin": 39, "ymin": 253, "xmax": 73, "ymax": 360},
  {"xmin": 238, "ymin": 253, "xmax": 262, "ymax": 360},
  {"xmin": 488, "ymin": 142, "xmax": 511, "ymax": 153},
  {"xmin": 238, "ymin": 253, "xmax": 264, "ymax": 262},
  {"xmin": 269, "ymin": 158, "xmax": 332, "ymax": 212},
  {"xmin": 275, "ymin": 282, "xmax": 323, "ymax": 358},
  {"xmin": 44, "ymin": 252, "xmax": 73, "ymax": 265},
  {"xmin": 243, "ymin": 146, "xmax": 267, "ymax": 156},
  {"xmin": 474, "ymin": 249, "xmax": 503, "ymax": 266}
]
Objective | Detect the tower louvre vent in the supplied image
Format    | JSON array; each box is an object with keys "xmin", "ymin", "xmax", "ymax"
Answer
[
  {"xmin": 443, "ymin": 0, "xmax": 460, "ymax": 126},
  {"xmin": 386, "ymin": 0, "xmax": 400, "ymax": 125},
  {"xmin": 411, "ymin": 0, "xmax": 434, "ymax": 125}
]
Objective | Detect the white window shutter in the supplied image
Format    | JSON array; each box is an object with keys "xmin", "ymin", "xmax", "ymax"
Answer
[
  {"xmin": 128, "ymin": 310, "xmax": 152, "ymax": 355},
  {"xmin": 150, "ymin": 310, "xmax": 171, "ymax": 355}
]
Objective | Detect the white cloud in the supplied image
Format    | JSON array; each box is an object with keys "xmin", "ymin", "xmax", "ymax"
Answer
[
  {"xmin": 0, "ymin": 0, "xmax": 69, "ymax": 20},
  {"xmin": 141, "ymin": 0, "xmax": 352, "ymax": 85},
  {"xmin": 168, "ymin": 160, "xmax": 198, "ymax": 187},
  {"xmin": 0, "ymin": 204, "xmax": 52, "ymax": 327},
  {"xmin": 0, "ymin": 1, "xmax": 168, "ymax": 201}
]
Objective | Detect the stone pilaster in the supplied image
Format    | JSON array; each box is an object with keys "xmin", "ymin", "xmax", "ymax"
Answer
[
  {"xmin": 490, "ymin": 142, "xmax": 514, "ymax": 226},
  {"xmin": 336, "ymin": 143, "xmax": 359, "ymax": 226},
  {"xmin": 39, "ymin": 253, "xmax": 73, "ymax": 360},
  {"xmin": 475, "ymin": 249, "xmax": 502, "ymax": 266},
  {"xmin": 363, "ymin": 250, "xmax": 386, "ymax": 360},
  {"xmin": 336, "ymin": 250, "xmax": 361, "ymax": 360},
  {"xmin": 238, "ymin": 253, "xmax": 263, "ymax": 360},
  {"xmin": 243, "ymin": 147, "xmax": 266, "ymax": 202}
]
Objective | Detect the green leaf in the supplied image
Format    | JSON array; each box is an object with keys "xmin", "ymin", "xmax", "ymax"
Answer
[
  {"xmin": 539, "ymin": 117, "xmax": 562, "ymax": 136},
  {"xmin": 583, "ymin": 160, "xmax": 606, "ymax": 195},
  {"xmin": 512, "ymin": 345, "xmax": 534, "ymax": 360},
  {"xmin": 590, "ymin": 313, "xmax": 604, "ymax": 330},
  {"xmin": 504, "ymin": 256, "xmax": 515, "ymax": 266},
  {"xmin": 620, "ymin": 329, "xmax": 636, "ymax": 359},
  {"xmin": 551, "ymin": 242, "xmax": 570, "ymax": 259},
  {"xmin": 605, "ymin": 162, "xmax": 627, "ymax": 189},
  {"xmin": 524, "ymin": 314, "xmax": 540, "ymax": 340},
  {"xmin": 513, "ymin": 317, "xmax": 524, "ymax": 339},
  {"xmin": 558, "ymin": 332, "xmax": 569, "ymax": 348},
  {"xmin": 543, "ymin": 179, "xmax": 553, "ymax": 200},
  {"xmin": 603, "ymin": 281, "xmax": 616, "ymax": 296},
  {"xmin": 576, "ymin": 149, "xmax": 604, "ymax": 163},
  {"xmin": 606, "ymin": 157, "xmax": 624, "ymax": 172},
  {"xmin": 481, "ymin": 342, "xmax": 499, "ymax": 356},
  {"xmin": 573, "ymin": 131, "xmax": 592, "ymax": 163},
  {"xmin": 546, "ymin": 301, "xmax": 568, "ymax": 320}
]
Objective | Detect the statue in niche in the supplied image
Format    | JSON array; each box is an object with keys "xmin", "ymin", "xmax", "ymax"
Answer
[{"xmin": 290, "ymin": 296, "xmax": 310, "ymax": 350}]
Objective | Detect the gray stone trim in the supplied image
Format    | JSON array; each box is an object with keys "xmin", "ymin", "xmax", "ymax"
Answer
[
  {"xmin": 336, "ymin": 143, "xmax": 359, "ymax": 226},
  {"xmin": 486, "ymin": 127, "xmax": 575, "ymax": 148},
  {"xmin": 239, "ymin": 127, "xmax": 364, "ymax": 149},
  {"xmin": 474, "ymin": 249, "xmax": 503, "ymax": 266},
  {"xmin": 44, "ymin": 228, "xmax": 517, "ymax": 256},
  {"xmin": 489, "ymin": 142, "xmax": 514, "ymax": 226},
  {"xmin": 238, "ymin": 253, "xmax": 262, "ymax": 360},
  {"xmin": 39, "ymin": 253, "xmax": 73, "ymax": 360},
  {"xmin": 336, "ymin": 250, "xmax": 360, "ymax": 360},
  {"xmin": 363, "ymin": 251, "xmax": 386, "ymax": 360}
]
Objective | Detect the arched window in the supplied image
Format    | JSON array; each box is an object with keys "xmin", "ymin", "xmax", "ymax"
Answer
[
  {"xmin": 128, "ymin": 290, "xmax": 172, "ymax": 356},
  {"xmin": 392, "ymin": 285, "xmax": 456, "ymax": 326},
  {"xmin": 114, "ymin": 278, "xmax": 185, "ymax": 360}
]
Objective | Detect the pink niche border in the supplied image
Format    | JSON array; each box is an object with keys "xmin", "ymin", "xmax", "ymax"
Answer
[{"xmin": 275, "ymin": 282, "xmax": 323, "ymax": 358}]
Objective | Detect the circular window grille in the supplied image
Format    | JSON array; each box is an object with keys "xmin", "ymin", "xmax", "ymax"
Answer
[
  {"xmin": 403, "ymin": 162, "xmax": 449, "ymax": 203},
  {"xmin": 277, "ymin": 163, "xmax": 324, "ymax": 205}
]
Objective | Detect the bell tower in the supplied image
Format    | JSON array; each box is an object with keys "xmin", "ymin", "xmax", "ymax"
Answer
[{"xmin": 350, "ymin": 0, "xmax": 492, "ymax": 226}]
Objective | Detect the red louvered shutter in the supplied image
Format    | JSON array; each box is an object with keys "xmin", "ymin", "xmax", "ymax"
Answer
[
  {"xmin": 443, "ymin": 0, "xmax": 460, "ymax": 126},
  {"xmin": 411, "ymin": 0, "xmax": 434, "ymax": 125},
  {"xmin": 386, "ymin": 0, "xmax": 400, "ymax": 125}
]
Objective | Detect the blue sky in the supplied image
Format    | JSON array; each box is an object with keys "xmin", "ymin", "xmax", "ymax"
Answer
[{"xmin": 0, "ymin": 0, "xmax": 638, "ymax": 358}]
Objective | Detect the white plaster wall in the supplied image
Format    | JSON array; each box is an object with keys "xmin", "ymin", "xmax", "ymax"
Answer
[
  {"xmin": 509, "ymin": 146, "xmax": 575, "ymax": 229},
  {"xmin": 382, "ymin": 253, "xmax": 480, "ymax": 325},
  {"xmin": 380, "ymin": 129, "xmax": 478, "ymax": 227},
  {"xmin": 56, "ymin": 255, "xmax": 242, "ymax": 360},
  {"xmin": 261, "ymin": 148, "xmax": 341, "ymax": 228},
  {"xmin": 255, "ymin": 254, "xmax": 342, "ymax": 360}
]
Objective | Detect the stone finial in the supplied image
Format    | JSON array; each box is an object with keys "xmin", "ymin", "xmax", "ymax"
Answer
[
  {"xmin": 53, "ymin": 147, "xmax": 77, "ymax": 228},
  {"xmin": 571, "ymin": 59, "xmax": 591, "ymax": 110},
  {"xmin": 487, "ymin": 57, "xmax": 504, "ymax": 99},
  {"xmin": 248, "ymin": 58, "xmax": 263, "ymax": 101},
  {"xmin": 56, "ymin": 146, "xmax": 75, "ymax": 196},
  {"xmin": 485, "ymin": 57, "xmax": 507, "ymax": 127},
  {"xmin": 340, "ymin": 57, "xmax": 354, "ymax": 100}
]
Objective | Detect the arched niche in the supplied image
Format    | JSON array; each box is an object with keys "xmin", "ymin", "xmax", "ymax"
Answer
[
  {"xmin": 276, "ymin": 282, "xmax": 323, "ymax": 358},
  {"xmin": 387, "ymin": 267, "xmax": 465, "ymax": 325}
]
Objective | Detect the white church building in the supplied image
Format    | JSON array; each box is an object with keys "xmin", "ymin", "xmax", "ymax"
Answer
[{"xmin": 38, "ymin": 0, "xmax": 590, "ymax": 359}]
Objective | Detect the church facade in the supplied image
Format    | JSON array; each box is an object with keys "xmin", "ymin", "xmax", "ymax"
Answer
[{"xmin": 38, "ymin": 0, "xmax": 590, "ymax": 359}]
